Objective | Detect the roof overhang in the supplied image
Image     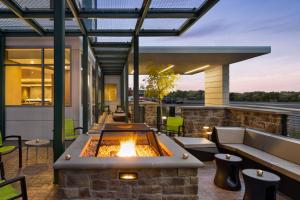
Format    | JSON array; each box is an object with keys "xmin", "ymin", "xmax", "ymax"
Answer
[{"xmin": 128, "ymin": 46, "xmax": 271, "ymax": 75}]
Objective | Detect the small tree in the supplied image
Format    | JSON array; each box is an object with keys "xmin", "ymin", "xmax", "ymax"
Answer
[{"xmin": 144, "ymin": 68, "xmax": 179, "ymax": 123}]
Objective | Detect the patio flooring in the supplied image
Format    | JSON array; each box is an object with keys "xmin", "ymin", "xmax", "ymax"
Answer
[{"xmin": 2, "ymin": 141, "xmax": 292, "ymax": 200}]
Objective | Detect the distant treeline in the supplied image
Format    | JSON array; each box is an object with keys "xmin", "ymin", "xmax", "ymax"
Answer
[{"xmin": 167, "ymin": 90, "xmax": 300, "ymax": 102}]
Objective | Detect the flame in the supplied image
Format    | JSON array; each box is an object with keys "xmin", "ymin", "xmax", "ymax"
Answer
[{"xmin": 117, "ymin": 139, "xmax": 137, "ymax": 157}]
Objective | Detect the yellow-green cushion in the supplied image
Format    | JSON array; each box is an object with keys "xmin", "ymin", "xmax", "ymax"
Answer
[
  {"xmin": 0, "ymin": 146, "xmax": 16, "ymax": 154},
  {"xmin": 0, "ymin": 180, "xmax": 20, "ymax": 200}
]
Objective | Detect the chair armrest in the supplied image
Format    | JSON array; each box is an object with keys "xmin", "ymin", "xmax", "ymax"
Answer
[
  {"xmin": 0, "ymin": 176, "xmax": 25, "ymax": 187},
  {"xmin": 4, "ymin": 135, "xmax": 21, "ymax": 141},
  {"xmin": 0, "ymin": 175, "xmax": 27, "ymax": 199},
  {"xmin": 3, "ymin": 135, "xmax": 22, "ymax": 149},
  {"xmin": 74, "ymin": 127, "xmax": 84, "ymax": 134}
]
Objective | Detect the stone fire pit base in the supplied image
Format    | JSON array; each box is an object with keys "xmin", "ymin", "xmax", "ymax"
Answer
[{"xmin": 58, "ymin": 167, "xmax": 199, "ymax": 199}]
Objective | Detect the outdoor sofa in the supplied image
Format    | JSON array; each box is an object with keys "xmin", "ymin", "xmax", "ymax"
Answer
[{"xmin": 212, "ymin": 126, "xmax": 300, "ymax": 200}]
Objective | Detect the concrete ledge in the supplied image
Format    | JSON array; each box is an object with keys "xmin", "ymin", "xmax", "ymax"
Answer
[{"xmin": 54, "ymin": 134, "xmax": 204, "ymax": 170}]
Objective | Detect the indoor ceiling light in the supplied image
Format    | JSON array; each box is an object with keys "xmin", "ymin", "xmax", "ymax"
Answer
[
  {"xmin": 159, "ymin": 65, "xmax": 175, "ymax": 74},
  {"xmin": 184, "ymin": 65, "xmax": 210, "ymax": 74}
]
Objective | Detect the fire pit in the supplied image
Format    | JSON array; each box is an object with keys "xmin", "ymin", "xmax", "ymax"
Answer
[
  {"xmin": 82, "ymin": 123, "xmax": 167, "ymax": 158},
  {"xmin": 54, "ymin": 123, "xmax": 204, "ymax": 199}
]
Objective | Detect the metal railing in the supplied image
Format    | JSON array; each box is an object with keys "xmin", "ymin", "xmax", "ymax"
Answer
[{"xmin": 287, "ymin": 112, "xmax": 300, "ymax": 139}]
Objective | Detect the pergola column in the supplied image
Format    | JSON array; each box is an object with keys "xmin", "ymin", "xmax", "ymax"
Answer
[
  {"xmin": 120, "ymin": 68, "xmax": 124, "ymax": 108},
  {"xmin": 124, "ymin": 63, "xmax": 129, "ymax": 122},
  {"xmin": 82, "ymin": 35, "xmax": 89, "ymax": 133},
  {"xmin": 133, "ymin": 35, "xmax": 139, "ymax": 122},
  {"xmin": 0, "ymin": 35, "xmax": 5, "ymax": 138},
  {"xmin": 53, "ymin": 0, "xmax": 65, "ymax": 163},
  {"xmin": 100, "ymin": 71, "xmax": 105, "ymax": 113},
  {"xmin": 94, "ymin": 65, "xmax": 99, "ymax": 122},
  {"xmin": 204, "ymin": 64, "xmax": 229, "ymax": 106}
]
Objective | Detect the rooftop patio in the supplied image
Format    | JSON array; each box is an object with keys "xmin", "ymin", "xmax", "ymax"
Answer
[
  {"xmin": 1, "ymin": 142, "xmax": 292, "ymax": 200},
  {"xmin": 0, "ymin": 0, "xmax": 300, "ymax": 200}
]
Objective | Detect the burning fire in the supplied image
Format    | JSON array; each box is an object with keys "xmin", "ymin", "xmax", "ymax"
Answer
[{"xmin": 117, "ymin": 139, "xmax": 137, "ymax": 157}]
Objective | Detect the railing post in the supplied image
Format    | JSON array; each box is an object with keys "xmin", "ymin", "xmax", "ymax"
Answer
[{"xmin": 281, "ymin": 114, "xmax": 288, "ymax": 136}]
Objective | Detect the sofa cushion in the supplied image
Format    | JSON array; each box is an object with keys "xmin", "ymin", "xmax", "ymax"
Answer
[
  {"xmin": 215, "ymin": 127, "xmax": 245, "ymax": 144},
  {"xmin": 245, "ymin": 128, "xmax": 300, "ymax": 165},
  {"xmin": 244, "ymin": 128, "xmax": 272, "ymax": 151},
  {"xmin": 223, "ymin": 143, "xmax": 300, "ymax": 182}
]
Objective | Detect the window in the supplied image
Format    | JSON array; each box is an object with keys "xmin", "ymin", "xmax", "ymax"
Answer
[
  {"xmin": 105, "ymin": 84, "xmax": 117, "ymax": 101},
  {"xmin": 5, "ymin": 48, "xmax": 71, "ymax": 106}
]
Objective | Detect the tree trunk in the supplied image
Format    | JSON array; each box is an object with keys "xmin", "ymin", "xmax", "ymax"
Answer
[{"xmin": 160, "ymin": 99, "xmax": 163, "ymax": 125}]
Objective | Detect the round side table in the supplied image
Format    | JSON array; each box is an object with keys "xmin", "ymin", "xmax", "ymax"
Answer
[
  {"xmin": 214, "ymin": 153, "xmax": 242, "ymax": 191},
  {"xmin": 25, "ymin": 139, "xmax": 50, "ymax": 162},
  {"xmin": 242, "ymin": 169, "xmax": 280, "ymax": 200}
]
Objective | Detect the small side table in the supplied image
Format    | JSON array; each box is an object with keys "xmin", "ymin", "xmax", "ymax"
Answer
[
  {"xmin": 242, "ymin": 169, "xmax": 280, "ymax": 200},
  {"xmin": 214, "ymin": 153, "xmax": 242, "ymax": 191},
  {"xmin": 25, "ymin": 139, "xmax": 50, "ymax": 162}
]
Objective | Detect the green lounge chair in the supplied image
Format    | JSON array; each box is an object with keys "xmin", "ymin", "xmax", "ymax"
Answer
[
  {"xmin": 65, "ymin": 119, "xmax": 83, "ymax": 140},
  {"xmin": 0, "ymin": 132, "xmax": 22, "ymax": 168},
  {"xmin": 161, "ymin": 116, "xmax": 185, "ymax": 136},
  {"xmin": 0, "ymin": 162, "xmax": 27, "ymax": 200}
]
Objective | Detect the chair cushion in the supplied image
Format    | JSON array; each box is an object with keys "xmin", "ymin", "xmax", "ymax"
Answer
[
  {"xmin": 0, "ymin": 180, "xmax": 20, "ymax": 200},
  {"xmin": 0, "ymin": 146, "xmax": 16, "ymax": 154},
  {"xmin": 245, "ymin": 128, "xmax": 300, "ymax": 165},
  {"xmin": 223, "ymin": 143, "xmax": 300, "ymax": 182},
  {"xmin": 166, "ymin": 117, "xmax": 183, "ymax": 133},
  {"xmin": 215, "ymin": 127, "xmax": 245, "ymax": 144}
]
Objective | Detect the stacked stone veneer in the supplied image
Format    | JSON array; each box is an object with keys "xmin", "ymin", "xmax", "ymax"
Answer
[
  {"xmin": 58, "ymin": 167, "xmax": 199, "ymax": 200},
  {"xmin": 182, "ymin": 106, "xmax": 287, "ymax": 137},
  {"xmin": 129, "ymin": 102, "xmax": 158, "ymax": 126}
]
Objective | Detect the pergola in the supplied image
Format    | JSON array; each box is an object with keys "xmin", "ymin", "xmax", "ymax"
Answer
[{"xmin": 0, "ymin": 0, "xmax": 219, "ymax": 171}]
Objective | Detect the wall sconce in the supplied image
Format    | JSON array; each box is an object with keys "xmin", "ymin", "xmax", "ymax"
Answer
[
  {"xmin": 203, "ymin": 126, "xmax": 212, "ymax": 140},
  {"xmin": 162, "ymin": 116, "xmax": 167, "ymax": 120},
  {"xmin": 119, "ymin": 172, "xmax": 138, "ymax": 180}
]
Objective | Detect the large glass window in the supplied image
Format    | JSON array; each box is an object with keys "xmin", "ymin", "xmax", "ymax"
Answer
[{"xmin": 5, "ymin": 48, "xmax": 71, "ymax": 106}]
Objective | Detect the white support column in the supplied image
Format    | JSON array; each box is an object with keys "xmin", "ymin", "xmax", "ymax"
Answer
[{"xmin": 204, "ymin": 64, "xmax": 229, "ymax": 106}]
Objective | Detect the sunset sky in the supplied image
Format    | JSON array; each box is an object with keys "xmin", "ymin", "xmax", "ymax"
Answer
[{"xmin": 131, "ymin": 0, "xmax": 300, "ymax": 92}]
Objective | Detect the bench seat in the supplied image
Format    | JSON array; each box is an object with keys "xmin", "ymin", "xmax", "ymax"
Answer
[{"xmin": 221, "ymin": 143, "xmax": 300, "ymax": 182}]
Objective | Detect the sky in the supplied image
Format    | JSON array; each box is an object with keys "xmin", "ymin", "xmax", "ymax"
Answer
[{"xmin": 131, "ymin": 0, "xmax": 300, "ymax": 92}]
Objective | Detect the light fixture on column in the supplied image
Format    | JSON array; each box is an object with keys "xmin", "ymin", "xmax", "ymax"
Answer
[{"xmin": 184, "ymin": 65, "xmax": 210, "ymax": 74}]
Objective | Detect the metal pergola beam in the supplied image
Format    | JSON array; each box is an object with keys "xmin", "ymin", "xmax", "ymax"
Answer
[
  {"xmin": 91, "ymin": 42, "xmax": 131, "ymax": 48},
  {"xmin": 0, "ymin": 9, "xmax": 196, "ymax": 19},
  {"xmin": 0, "ymin": 0, "xmax": 45, "ymax": 35},
  {"xmin": 66, "ymin": 0, "xmax": 87, "ymax": 35},
  {"xmin": 94, "ymin": 50, "xmax": 128, "ymax": 55},
  {"xmin": 2, "ymin": 29, "xmax": 179, "ymax": 37},
  {"xmin": 135, "ymin": 0, "xmax": 152, "ymax": 35},
  {"xmin": 178, "ymin": 0, "xmax": 219, "ymax": 35}
]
